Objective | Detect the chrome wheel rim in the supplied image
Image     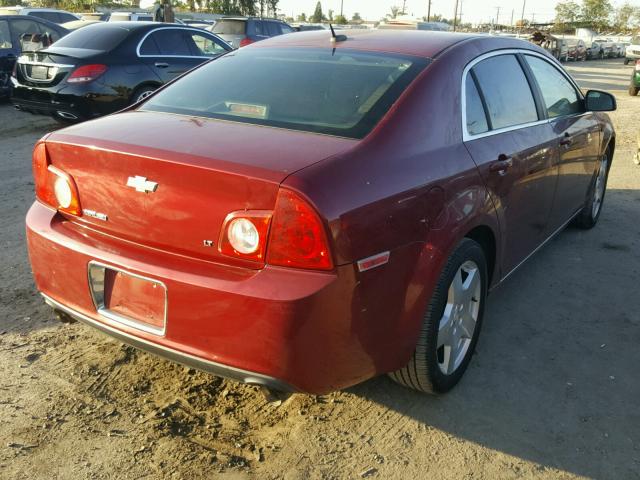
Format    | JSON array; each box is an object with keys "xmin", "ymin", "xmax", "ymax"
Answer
[
  {"xmin": 592, "ymin": 155, "xmax": 608, "ymax": 219},
  {"xmin": 437, "ymin": 260, "xmax": 481, "ymax": 375},
  {"xmin": 137, "ymin": 90, "xmax": 154, "ymax": 102}
]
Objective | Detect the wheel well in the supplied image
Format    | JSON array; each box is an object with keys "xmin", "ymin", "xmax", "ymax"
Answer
[
  {"xmin": 465, "ymin": 226, "xmax": 496, "ymax": 285},
  {"xmin": 130, "ymin": 82, "xmax": 161, "ymax": 101}
]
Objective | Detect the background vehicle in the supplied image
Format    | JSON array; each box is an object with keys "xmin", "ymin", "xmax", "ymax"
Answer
[
  {"xmin": 81, "ymin": 12, "xmax": 111, "ymax": 22},
  {"xmin": 26, "ymin": 31, "xmax": 615, "ymax": 396},
  {"xmin": 566, "ymin": 39, "xmax": 587, "ymax": 61},
  {"xmin": 108, "ymin": 12, "xmax": 154, "ymax": 22},
  {"xmin": 625, "ymin": 36, "xmax": 640, "ymax": 65},
  {"xmin": 0, "ymin": 15, "xmax": 67, "ymax": 98},
  {"xmin": 11, "ymin": 22, "xmax": 231, "ymax": 122},
  {"xmin": 589, "ymin": 39, "xmax": 614, "ymax": 59},
  {"xmin": 551, "ymin": 38, "xmax": 569, "ymax": 61},
  {"xmin": 61, "ymin": 19, "xmax": 102, "ymax": 32},
  {"xmin": 630, "ymin": 59, "xmax": 640, "ymax": 96},
  {"xmin": 0, "ymin": 7, "xmax": 80, "ymax": 24},
  {"xmin": 208, "ymin": 17, "xmax": 294, "ymax": 48}
]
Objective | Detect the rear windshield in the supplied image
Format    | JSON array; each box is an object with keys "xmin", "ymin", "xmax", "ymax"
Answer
[
  {"xmin": 140, "ymin": 48, "xmax": 429, "ymax": 138},
  {"xmin": 211, "ymin": 20, "xmax": 246, "ymax": 35},
  {"xmin": 51, "ymin": 24, "xmax": 129, "ymax": 51}
]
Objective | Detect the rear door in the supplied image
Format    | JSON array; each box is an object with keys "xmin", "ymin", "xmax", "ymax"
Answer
[
  {"xmin": 0, "ymin": 19, "xmax": 17, "ymax": 83},
  {"xmin": 523, "ymin": 54, "xmax": 601, "ymax": 233},
  {"xmin": 138, "ymin": 28, "xmax": 205, "ymax": 82},
  {"xmin": 463, "ymin": 53, "xmax": 558, "ymax": 275}
]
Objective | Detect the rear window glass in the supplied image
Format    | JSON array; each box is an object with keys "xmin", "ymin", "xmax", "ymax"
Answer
[
  {"xmin": 212, "ymin": 20, "xmax": 246, "ymax": 35},
  {"xmin": 141, "ymin": 48, "xmax": 429, "ymax": 139},
  {"xmin": 51, "ymin": 24, "xmax": 129, "ymax": 50}
]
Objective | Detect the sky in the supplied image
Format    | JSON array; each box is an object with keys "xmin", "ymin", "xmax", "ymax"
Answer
[{"xmin": 275, "ymin": 0, "xmax": 638, "ymax": 25}]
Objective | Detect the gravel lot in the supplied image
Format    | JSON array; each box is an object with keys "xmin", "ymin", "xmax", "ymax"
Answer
[{"xmin": 0, "ymin": 59, "xmax": 639, "ymax": 480}]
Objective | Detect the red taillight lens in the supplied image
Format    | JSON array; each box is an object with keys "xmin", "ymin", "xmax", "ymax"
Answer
[
  {"xmin": 219, "ymin": 211, "xmax": 271, "ymax": 263},
  {"xmin": 239, "ymin": 38, "xmax": 254, "ymax": 47},
  {"xmin": 267, "ymin": 189, "xmax": 333, "ymax": 271},
  {"xmin": 32, "ymin": 143, "xmax": 82, "ymax": 216},
  {"xmin": 67, "ymin": 64, "xmax": 107, "ymax": 83}
]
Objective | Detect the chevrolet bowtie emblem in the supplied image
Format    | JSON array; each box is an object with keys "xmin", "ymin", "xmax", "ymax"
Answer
[{"xmin": 126, "ymin": 176, "xmax": 158, "ymax": 193}]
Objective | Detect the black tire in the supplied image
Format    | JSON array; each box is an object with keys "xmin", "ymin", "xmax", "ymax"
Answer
[
  {"xmin": 629, "ymin": 85, "xmax": 639, "ymax": 96},
  {"xmin": 131, "ymin": 86, "xmax": 156, "ymax": 105},
  {"xmin": 624, "ymin": 59, "xmax": 630, "ymax": 65},
  {"xmin": 573, "ymin": 150, "xmax": 610, "ymax": 229},
  {"xmin": 389, "ymin": 238, "xmax": 488, "ymax": 394}
]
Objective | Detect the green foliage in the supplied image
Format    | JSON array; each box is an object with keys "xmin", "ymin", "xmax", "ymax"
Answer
[
  {"xmin": 554, "ymin": 1, "xmax": 581, "ymax": 25},
  {"xmin": 581, "ymin": 0, "xmax": 612, "ymax": 30},
  {"xmin": 310, "ymin": 1, "xmax": 322, "ymax": 23},
  {"xmin": 296, "ymin": 12, "xmax": 306, "ymax": 22},
  {"xmin": 351, "ymin": 11, "xmax": 361, "ymax": 23},
  {"xmin": 333, "ymin": 14, "xmax": 347, "ymax": 25}
]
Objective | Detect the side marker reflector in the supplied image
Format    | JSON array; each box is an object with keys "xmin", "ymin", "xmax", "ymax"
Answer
[{"xmin": 357, "ymin": 251, "xmax": 391, "ymax": 272}]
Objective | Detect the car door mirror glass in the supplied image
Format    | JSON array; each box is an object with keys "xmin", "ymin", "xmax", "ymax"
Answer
[{"xmin": 585, "ymin": 90, "xmax": 616, "ymax": 112}]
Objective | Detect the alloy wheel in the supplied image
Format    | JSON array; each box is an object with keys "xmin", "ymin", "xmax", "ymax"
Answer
[
  {"xmin": 592, "ymin": 155, "xmax": 608, "ymax": 219},
  {"xmin": 437, "ymin": 260, "xmax": 481, "ymax": 375}
]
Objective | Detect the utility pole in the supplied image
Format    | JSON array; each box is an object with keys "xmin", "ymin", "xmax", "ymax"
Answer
[
  {"xmin": 531, "ymin": 13, "xmax": 535, "ymax": 23},
  {"xmin": 520, "ymin": 0, "xmax": 526, "ymax": 30},
  {"xmin": 453, "ymin": 0, "xmax": 459, "ymax": 31},
  {"xmin": 427, "ymin": 0, "xmax": 431, "ymax": 21},
  {"xmin": 458, "ymin": 0, "xmax": 464, "ymax": 25},
  {"xmin": 510, "ymin": 8, "xmax": 514, "ymax": 26},
  {"xmin": 495, "ymin": 6, "xmax": 500, "ymax": 26}
]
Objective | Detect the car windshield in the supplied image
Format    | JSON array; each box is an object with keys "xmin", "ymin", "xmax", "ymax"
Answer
[
  {"xmin": 51, "ymin": 24, "xmax": 130, "ymax": 50},
  {"xmin": 211, "ymin": 20, "xmax": 246, "ymax": 35},
  {"xmin": 140, "ymin": 48, "xmax": 429, "ymax": 138},
  {"xmin": 632, "ymin": 36, "xmax": 640, "ymax": 45}
]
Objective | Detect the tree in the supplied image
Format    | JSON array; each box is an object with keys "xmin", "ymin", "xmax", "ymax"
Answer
[
  {"xmin": 311, "ymin": 1, "xmax": 323, "ymax": 22},
  {"xmin": 389, "ymin": 6, "xmax": 400, "ymax": 19},
  {"xmin": 581, "ymin": 0, "xmax": 613, "ymax": 30},
  {"xmin": 351, "ymin": 12, "xmax": 362, "ymax": 23},
  {"xmin": 327, "ymin": 9, "xmax": 334, "ymax": 21},
  {"xmin": 296, "ymin": 12, "xmax": 307, "ymax": 22},
  {"xmin": 613, "ymin": 2, "xmax": 639, "ymax": 30},
  {"xmin": 554, "ymin": 1, "xmax": 580, "ymax": 26},
  {"xmin": 334, "ymin": 14, "xmax": 348, "ymax": 24}
]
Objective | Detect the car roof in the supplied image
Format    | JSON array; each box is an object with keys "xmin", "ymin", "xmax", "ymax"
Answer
[{"xmin": 254, "ymin": 29, "xmax": 527, "ymax": 59}]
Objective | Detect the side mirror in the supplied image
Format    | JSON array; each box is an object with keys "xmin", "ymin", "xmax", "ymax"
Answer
[{"xmin": 585, "ymin": 90, "xmax": 616, "ymax": 112}]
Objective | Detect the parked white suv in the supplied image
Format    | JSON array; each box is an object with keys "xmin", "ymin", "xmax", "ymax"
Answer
[
  {"xmin": 625, "ymin": 36, "xmax": 640, "ymax": 65},
  {"xmin": 108, "ymin": 12, "xmax": 154, "ymax": 22},
  {"xmin": 0, "ymin": 7, "xmax": 80, "ymax": 24}
]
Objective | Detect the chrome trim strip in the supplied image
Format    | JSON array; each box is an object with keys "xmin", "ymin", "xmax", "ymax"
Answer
[
  {"xmin": 461, "ymin": 48, "xmax": 586, "ymax": 143},
  {"xmin": 135, "ymin": 26, "xmax": 231, "ymax": 58},
  {"xmin": 498, "ymin": 209, "xmax": 580, "ymax": 285},
  {"xmin": 87, "ymin": 261, "xmax": 168, "ymax": 336},
  {"xmin": 41, "ymin": 293, "xmax": 296, "ymax": 392}
]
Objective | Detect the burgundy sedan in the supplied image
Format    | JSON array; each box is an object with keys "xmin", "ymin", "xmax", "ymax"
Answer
[{"xmin": 26, "ymin": 30, "xmax": 616, "ymax": 395}]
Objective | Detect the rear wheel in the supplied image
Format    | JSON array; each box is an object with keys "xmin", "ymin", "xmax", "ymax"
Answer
[
  {"xmin": 131, "ymin": 86, "xmax": 156, "ymax": 105},
  {"xmin": 573, "ymin": 151, "xmax": 610, "ymax": 229},
  {"xmin": 629, "ymin": 85, "xmax": 639, "ymax": 96},
  {"xmin": 624, "ymin": 59, "xmax": 630, "ymax": 65},
  {"xmin": 389, "ymin": 238, "xmax": 487, "ymax": 394}
]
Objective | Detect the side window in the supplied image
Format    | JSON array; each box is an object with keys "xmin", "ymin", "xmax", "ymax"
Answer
[
  {"xmin": 149, "ymin": 29, "xmax": 191, "ymax": 56},
  {"xmin": 38, "ymin": 23, "xmax": 62, "ymax": 42},
  {"xmin": 139, "ymin": 34, "xmax": 160, "ymax": 55},
  {"xmin": 253, "ymin": 21, "xmax": 265, "ymax": 36},
  {"xmin": 187, "ymin": 32, "xmax": 228, "ymax": 57},
  {"xmin": 525, "ymin": 55, "xmax": 583, "ymax": 118},
  {"xmin": 471, "ymin": 54, "xmax": 538, "ymax": 130},
  {"xmin": 29, "ymin": 11, "xmax": 57, "ymax": 22},
  {"xmin": 281, "ymin": 24, "xmax": 294, "ymax": 34},
  {"xmin": 59, "ymin": 13, "xmax": 79, "ymax": 23},
  {"xmin": 0, "ymin": 20, "xmax": 12, "ymax": 49},
  {"xmin": 266, "ymin": 21, "xmax": 281, "ymax": 36},
  {"xmin": 10, "ymin": 19, "xmax": 42, "ymax": 42},
  {"xmin": 465, "ymin": 74, "xmax": 489, "ymax": 135}
]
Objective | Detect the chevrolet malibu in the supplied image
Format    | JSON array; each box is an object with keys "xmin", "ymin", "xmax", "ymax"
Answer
[{"xmin": 27, "ymin": 30, "xmax": 616, "ymax": 395}]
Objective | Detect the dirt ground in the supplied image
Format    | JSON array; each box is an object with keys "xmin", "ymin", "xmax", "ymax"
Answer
[{"xmin": 0, "ymin": 59, "xmax": 639, "ymax": 480}]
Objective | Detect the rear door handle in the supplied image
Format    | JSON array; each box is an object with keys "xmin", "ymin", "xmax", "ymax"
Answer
[
  {"xmin": 489, "ymin": 155, "xmax": 513, "ymax": 176},
  {"xmin": 154, "ymin": 62, "xmax": 169, "ymax": 68},
  {"xmin": 560, "ymin": 133, "xmax": 573, "ymax": 146}
]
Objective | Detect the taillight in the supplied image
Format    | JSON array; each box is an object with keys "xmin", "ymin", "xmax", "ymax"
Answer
[
  {"xmin": 218, "ymin": 211, "xmax": 271, "ymax": 262},
  {"xmin": 239, "ymin": 38, "xmax": 254, "ymax": 47},
  {"xmin": 67, "ymin": 64, "xmax": 107, "ymax": 83},
  {"xmin": 266, "ymin": 189, "xmax": 333, "ymax": 271},
  {"xmin": 32, "ymin": 143, "xmax": 82, "ymax": 216}
]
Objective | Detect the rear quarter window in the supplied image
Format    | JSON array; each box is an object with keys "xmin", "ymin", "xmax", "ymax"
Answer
[{"xmin": 51, "ymin": 24, "xmax": 130, "ymax": 51}]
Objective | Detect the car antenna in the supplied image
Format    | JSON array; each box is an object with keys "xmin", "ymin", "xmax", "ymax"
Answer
[{"xmin": 329, "ymin": 24, "xmax": 347, "ymax": 43}]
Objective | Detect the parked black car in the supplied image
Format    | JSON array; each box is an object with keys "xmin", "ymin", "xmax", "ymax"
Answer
[
  {"xmin": 208, "ymin": 17, "xmax": 294, "ymax": 48},
  {"xmin": 0, "ymin": 15, "xmax": 68, "ymax": 98},
  {"xmin": 11, "ymin": 22, "xmax": 231, "ymax": 123}
]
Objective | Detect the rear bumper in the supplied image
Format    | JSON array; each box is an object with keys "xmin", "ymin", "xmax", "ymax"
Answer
[
  {"xmin": 42, "ymin": 293, "xmax": 295, "ymax": 391},
  {"xmin": 26, "ymin": 202, "xmax": 423, "ymax": 394}
]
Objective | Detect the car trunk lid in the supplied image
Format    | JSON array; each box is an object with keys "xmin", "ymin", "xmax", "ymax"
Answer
[
  {"xmin": 16, "ymin": 49, "xmax": 86, "ymax": 87},
  {"xmin": 44, "ymin": 111, "xmax": 356, "ymax": 267}
]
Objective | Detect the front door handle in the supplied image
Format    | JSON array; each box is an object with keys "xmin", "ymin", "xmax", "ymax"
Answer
[
  {"xmin": 489, "ymin": 155, "xmax": 513, "ymax": 176},
  {"xmin": 154, "ymin": 62, "xmax": 169, "ymax": 68},
  {"xmin": 560, "ymin": 132, "xmax": 573, "ymax": 147}
]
